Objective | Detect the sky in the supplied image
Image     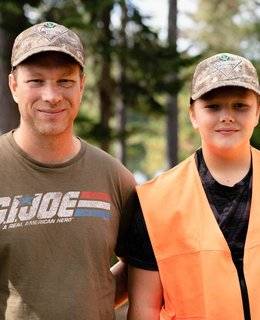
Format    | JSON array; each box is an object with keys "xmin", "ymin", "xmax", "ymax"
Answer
[
  {"xmin": 118, "ymin": 0, "xmax": 199, "ymax": 51},
  {"xmin": 131, "ymin": 0, "xmax": 197, "ymax": 39},
  {"xmin": 132, "ymin": 0, "xmax": 169, "ymax": 39}
]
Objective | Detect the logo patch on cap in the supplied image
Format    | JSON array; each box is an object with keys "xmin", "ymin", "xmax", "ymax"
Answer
[
  {"xmin": 44, "ymin": 22, "xmax": 56, "ymax": 28},
  {"xmin": 219, "ymin": 54, "xmax": 230, "ymax": 62},
  {"xmin": 211, "ymin": 55, "xmax": 242, "ymax": 77}
]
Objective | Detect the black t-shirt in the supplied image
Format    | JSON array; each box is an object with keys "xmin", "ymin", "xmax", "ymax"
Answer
[
  {"xmin": 125, "ymin": 149, "xmax": 252, "ymax": 272},
  {"xmin": 124, "ymin": 200, "xmax": 158, "ymax": 270}
]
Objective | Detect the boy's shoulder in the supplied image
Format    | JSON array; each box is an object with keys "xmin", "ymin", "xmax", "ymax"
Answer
[
  {"xmin": 252, "ymin": 147, "xmax": 260, "ymax": 155},
  {"xmin": 140, "ymin": 153, "xmax": 197, "ymax": 189},
  {"xmin": 252, "ymin": 147, "xmax": 260, "ymax": 160}
]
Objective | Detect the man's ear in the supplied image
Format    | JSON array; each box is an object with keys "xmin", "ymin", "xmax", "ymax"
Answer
[
  {"xmin": 9, "ymin": 73, "xmax": 19, "ymax": 104},
  {"xmin": 79, "ymin": 73, "xmax": 86, "ymax": 103}
]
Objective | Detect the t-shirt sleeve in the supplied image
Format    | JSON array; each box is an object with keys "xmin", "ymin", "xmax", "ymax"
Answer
[{"xmin": 124, "ymin": 200, "xmax": 158, "ymax": 271}]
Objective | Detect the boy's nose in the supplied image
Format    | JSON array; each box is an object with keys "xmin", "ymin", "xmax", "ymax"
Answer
[{"xmin": 219, "ymin": 110, "xmax": 235, "ymax": 123}]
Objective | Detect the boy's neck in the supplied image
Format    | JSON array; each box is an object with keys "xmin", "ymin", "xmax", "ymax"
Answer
[{"xmin": 201, "ymin": 146, "xmax": 252, "ymax": 187}]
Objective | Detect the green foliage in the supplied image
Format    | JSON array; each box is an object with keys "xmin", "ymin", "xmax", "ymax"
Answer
[
  {"xmin": 189, "ymin": 0, "xmax": 243, "ymax": 53},
  {"xmin": 180, "ymin": 0, "xmax": 260, "ymax": 154},
  {"xmin": 1, "ymin": 0, "xmax": 259, "ymax": 176},
  {"xmin": 0, "ymin": 0, "xmax": 41, "ymax": 31},
  {"xmin": 3, "ymin": 0, "xmax": 194, "ymax": 175},
  {"xmin": 251, "ymin": 124, "xmax": 260, "ymax": 149}
]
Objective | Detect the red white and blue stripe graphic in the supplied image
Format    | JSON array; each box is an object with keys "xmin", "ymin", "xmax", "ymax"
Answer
[{"xmin": 74, "ymin": 192, "xmax": 111, "ymax": 220}]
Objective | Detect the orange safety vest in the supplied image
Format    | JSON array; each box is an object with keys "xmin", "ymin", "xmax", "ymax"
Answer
[{"xmin": 137, "ymin": 147, "xmax": 260, "ymax": 320}]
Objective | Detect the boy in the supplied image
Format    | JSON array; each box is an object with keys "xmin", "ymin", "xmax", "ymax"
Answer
[{"xmin": 124, "ymin": 53, "xmax": 260, "ymax": 320}]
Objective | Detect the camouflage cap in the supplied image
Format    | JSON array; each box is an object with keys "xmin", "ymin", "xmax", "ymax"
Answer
[
  {"xmin": 190, "ymin": 53, "xmax": 260, "ymax": 100},
  {"xmin": 11, "ymin": 21, "xmax": 85, "ymax": 69}
]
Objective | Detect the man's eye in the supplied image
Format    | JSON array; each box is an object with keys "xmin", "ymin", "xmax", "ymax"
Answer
[
  {"xmin": 59, "ymin": 79, "xmax": 74, "ymax": 87},
  {"xmin": 28, "ymin": 79, "xmax": 42, "ymax": 83},
  {"xmin": 26, "ymin": 79, "xmax": 43, "ymax": 86}
]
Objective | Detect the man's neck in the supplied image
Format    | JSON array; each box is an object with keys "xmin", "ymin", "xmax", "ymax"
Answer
[{"xmin": 13, "ymin": 129, "xmax": 81, "ymax": 164}]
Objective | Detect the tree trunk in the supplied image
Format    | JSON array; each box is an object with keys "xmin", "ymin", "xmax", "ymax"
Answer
[
  {"xmin": 0, "ymin": 15, "xmax": 20, "ymax": 134},
  {"xmin": 115, "ymin": 0, "xmax": 127, "ymax": 164},
  {"xmin": 98, "ymin": 4, "xmax": 114, "ymax": 152},
  {"xmin": 166, "ymin": 0, "xmax": 178, "ymax": 167}
]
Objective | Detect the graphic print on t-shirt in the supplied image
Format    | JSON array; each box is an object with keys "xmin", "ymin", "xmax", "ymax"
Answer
[{"xmin": 0, "ymin": 191, "xmax": 111, "ymax": 230}]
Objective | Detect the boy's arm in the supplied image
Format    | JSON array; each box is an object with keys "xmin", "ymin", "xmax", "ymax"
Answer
[
  {"xmin": 111, "ymin": 260, "xmax": 128, "ymax": 308},
  {"xmin": 127, "ymin": 265, "xmax": 163, "ymax": 320}
]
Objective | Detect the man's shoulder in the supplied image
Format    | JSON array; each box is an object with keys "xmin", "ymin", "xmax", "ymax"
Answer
[
  {"xmin": 80, "ymin": 139, "xmax": 114, "ymax": 160},
  {"xmin": 0, "ymin": 132, "xmax": 10, "ymax": 142},
  {"xmin": 80, "ymin": 138, "xmax": 135, "ymax": 178},
  {"xmin": 0, "ymin": 131, "xmax": 12, "ymax": 151}
]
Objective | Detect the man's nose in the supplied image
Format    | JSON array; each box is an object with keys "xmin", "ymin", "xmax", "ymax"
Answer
[{"xmin": 41, "ymin": 84, "xmax": 62, "ymax": 105}]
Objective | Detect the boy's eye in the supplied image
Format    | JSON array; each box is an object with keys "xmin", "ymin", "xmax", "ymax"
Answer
[
  {"xmin": 205, "ymin": 104, "xmax": 219, "ymax": 110},
  {"xmin": 234, "ymin": 103, "xmax": 246, "ymax": 109}
]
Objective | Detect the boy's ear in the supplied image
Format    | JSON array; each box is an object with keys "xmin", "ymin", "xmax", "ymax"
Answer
[
  {"xmin": 255, "ymin": 104, "xmax": 260, "ymax": 127},
  {"xmin": 189, "ymin": 106, "xmax": 198, "ymax": 130}
]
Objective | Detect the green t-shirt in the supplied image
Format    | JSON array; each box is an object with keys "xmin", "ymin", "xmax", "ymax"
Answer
[{"xmin": 0, "ymin": 131, "xmax": 136, "ymax": 320}]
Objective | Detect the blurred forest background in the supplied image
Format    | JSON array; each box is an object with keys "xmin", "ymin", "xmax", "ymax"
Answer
[
  {"xmin": 1, "ymin": 1, "xmax": 259, "ymax": 317},
  {"xmin": 0, "ymin": 0, "xmax": 259, "ymax": 182}
]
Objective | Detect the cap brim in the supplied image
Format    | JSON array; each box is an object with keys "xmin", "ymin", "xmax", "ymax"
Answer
[
  {"xmin": 12, "ymin": 46, "xmax": 85, "ymax": 69},
  {"xmin": 191, "ymin": 81, "xmax": 260, "ymax": 100}
]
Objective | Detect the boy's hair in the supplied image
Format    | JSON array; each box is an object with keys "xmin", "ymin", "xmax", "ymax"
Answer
[{"xmin": 190, "ymin": 53, "xmax": 260, "ymax": 102}]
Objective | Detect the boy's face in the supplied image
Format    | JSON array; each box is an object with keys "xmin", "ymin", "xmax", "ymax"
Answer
[{"xmin": 189, "ymin": 86, "xmax": 260, "ymax": 155}]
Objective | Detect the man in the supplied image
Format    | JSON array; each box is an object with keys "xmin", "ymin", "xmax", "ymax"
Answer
[
  {"xmin": 124, "ymin": 53, "xmax": 260, "ymax": 319},
  {"xmin": 0, "ymin": 21, "xmax": 136, "ymax": 319}
]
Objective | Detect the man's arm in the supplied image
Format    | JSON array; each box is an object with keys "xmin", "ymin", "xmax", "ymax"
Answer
[
  {"xmin": 127, "ymin": 265, "xmax": 163, "ymax": 320},
  {"xmin": 111, "ymin": 260, "xmax": 128, "ymax": 308}
]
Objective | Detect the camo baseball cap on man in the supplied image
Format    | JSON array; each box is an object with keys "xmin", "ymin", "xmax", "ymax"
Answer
[
  {"xmin": 190, "ymin": 53, "xmax": 260, "ymax": 101},
  {"xmin": 11, "ymin": 21, "xmax": 85, "ymax": 69}
]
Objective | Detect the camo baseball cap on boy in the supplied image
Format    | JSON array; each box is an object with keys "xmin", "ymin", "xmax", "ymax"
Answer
[
  {"xmin": 11, "ymin": 21, "xmax": 85, "ymax": 69},
  {"xmin": 190, "ymin": 53, "xmax": 260, "ymax": 101}
]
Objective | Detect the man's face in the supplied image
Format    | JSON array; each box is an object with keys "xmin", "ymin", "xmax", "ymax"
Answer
[
  {"xmin": 189, "ymin": 86, "xmax": 260, "ymax": 155},
  {"xmin": 9, "ymin": 52, "xmax": 86, "ymax": 138}
]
